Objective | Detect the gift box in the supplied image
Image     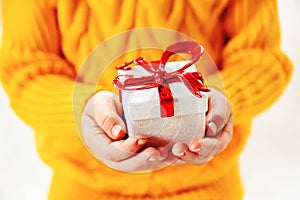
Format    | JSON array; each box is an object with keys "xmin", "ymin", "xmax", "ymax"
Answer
[{"xmin": 113, "ymin": 41, "xmax": 210, "ymax": 147}]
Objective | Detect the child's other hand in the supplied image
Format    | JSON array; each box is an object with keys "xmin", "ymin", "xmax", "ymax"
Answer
[
  {"xmin": 81, "ymin": 91, "xmax": 170, "ymax": 172},
  {"xmin": 172, "ymin": 88, "xmax": 233, "ymax": 165}
]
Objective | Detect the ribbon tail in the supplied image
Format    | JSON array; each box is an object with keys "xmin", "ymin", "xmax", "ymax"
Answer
[
  {"xmin": 177, "ymin": 72, "xmax": 210, "ymax": 98},
  {"xmin": 113, "ymin": 74, "xmax": 160, "ymax": 90},
  {"xmin": 158, "ymin": 84, "xmax": 174, "ymax": 117}
]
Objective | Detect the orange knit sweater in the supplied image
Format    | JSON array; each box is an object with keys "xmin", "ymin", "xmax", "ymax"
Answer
[{"xmin": 0, "ymin": 0, "xmax": 292, "ymax": 199}]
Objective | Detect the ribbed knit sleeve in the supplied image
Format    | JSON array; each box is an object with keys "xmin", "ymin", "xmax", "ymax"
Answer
[
  {"xmin": 221, "ymin": 0, "xmax": 293, "ymax": 123},
  {"xmin": 0, "ymin": 1, "xmax": 95, "ymax": 136}
]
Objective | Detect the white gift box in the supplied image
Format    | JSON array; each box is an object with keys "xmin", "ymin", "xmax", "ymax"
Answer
[{"xmin": 117, "ymin": 61, "xmax": 208, "ymax": 147}]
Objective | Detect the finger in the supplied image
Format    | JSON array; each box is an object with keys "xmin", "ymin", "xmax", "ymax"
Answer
[
  {"xmin": 189, "ymin": 139, "xmax": 203, "ymax": 152},
  {"xmin": 179, "ymin": 150, "xmax": 199, "ymax": 162},
  {"xmin": 206, "ymin": 88, "xmax": 232, "ymax": 137},
  {"xmin": 172, "ymin": 142, "xmax": 188, "ymax": 157},
  {"xmin": 173, "ymin": 143, "xmax": 213, "ymax": 165},
  {"xmin": 173, "ymin": 142, "xmax": 206, "ymax": 163},
  {"xmin": 144, "ymin": 147, "xmax": 167, "ymax": 162},
  {"xmin": 206, "ymin": 121, "xmax": 219, "ymax": 137},
  {"xmin": 82, "ymin": 113, "xmax": 148, "ymax": 161},
  {"xmin": 198, "ymin": 120, "xmax": 232, "ymax": 158},
  {"xmin": 174, "ymin": 159, "xmax": 186, "ymax": 165},
  {"xmin": 157, "ymin": 147, "xmax": 169, "ymax": 161},
  {"xmin": 204, "ymin": 115, "xmax": 233, "ymax": 157},
  {"xmin": 172, "ymin": 142, "xmax": 205, "ymax": 163},
  {"xmin": 188, "ymin": 156, "xmax": 214, "ymax": 165},
  {"xmin": 107, "ymin": 136, "xmax": 148, "ymax": 162},
  {"xmin": 110, "ymin": 147, "xmax": 167, "ymax": 172},
  {"xmin": 197, "ymin": 138, "xmax": 218, "ymax": 158},
  {"xmin": 90, "ymin": 91, "xmax": 126, "ymax": 140},
  {"xmin": 163, "ymin": 151, "xmax": 180, "ymax": 166}
]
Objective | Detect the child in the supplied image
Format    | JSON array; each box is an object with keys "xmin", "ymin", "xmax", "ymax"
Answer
[{"xmin": 0, "ymin": 0, "xmax": 292, "ymax": 199}]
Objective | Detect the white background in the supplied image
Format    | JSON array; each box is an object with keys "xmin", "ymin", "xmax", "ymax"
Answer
[{"xmin": 0, "ymin": 1, "xmax": 300, "ymax": 199}]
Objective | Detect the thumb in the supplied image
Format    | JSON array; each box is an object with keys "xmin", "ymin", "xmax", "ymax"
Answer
[
  {"xmin": 206, "ymin": 88, "xmax": 232, "ymax": 137},
  {"xmin": 100, "ymin": 113, "xmax": 126, "ymax": 140},
  {"xmin": 90, "ymin": 91, "xmax": 126, "ymax": 140}
]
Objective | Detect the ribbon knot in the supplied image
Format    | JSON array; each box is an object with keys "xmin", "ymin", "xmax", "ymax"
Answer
[{"xmin": 113, "ymin": 41, "xmax": 210, "ymax": 117}]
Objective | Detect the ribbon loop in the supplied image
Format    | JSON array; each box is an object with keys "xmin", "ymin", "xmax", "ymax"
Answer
[{"xmin": 160, "ymin": 41, "xmax": 203, "ymax": 74}]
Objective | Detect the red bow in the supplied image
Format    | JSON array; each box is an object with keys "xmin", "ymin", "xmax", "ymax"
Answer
[{"xmin": 113, "ymin": 41, "xmax": 210, "ymax": 117}]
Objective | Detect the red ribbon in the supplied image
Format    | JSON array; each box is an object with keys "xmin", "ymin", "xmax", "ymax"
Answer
[{"xmin": 113, "ymin": 41, "xmax": 210, "ymax": 118}]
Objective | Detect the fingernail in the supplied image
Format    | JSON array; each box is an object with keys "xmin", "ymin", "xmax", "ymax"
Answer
[
  {"xmin": 112, "ymin": 124, "xmax": 122, "ymax": 137},
  {"xmin": 175, "ymin": 159, "xmax": 185, "ymax": 165},
  {"xmin": 190, "ymin": 143, "xmax": 200, "ymax": 152},
  {"xmin": 176, "ymin": 152, "xmax": 185, "ymax": 157},
  {"xmin": 158, "ymin": 155, "xmax": 166, "ymax": 160},
  {"xmin": 137, "ymin": 138, "xmax": 147, "ymax": 146},
  {"xmin": 208, "ymin": 122, "xmax": 218, "ymax": 136},
  {"xmin": 191, "ymin": 147, "xmax": 201, "ymax": 152},
  {"xmin": 148, "ymin": 155, "xmax": 165, "ymax": 162},
  {"xmin": 190, "ymin": 141, "xmax": 202, "ymax": 152},
  {"xmin": 148, "ymin": 157, "xmax": 156, "ymax": 162}
]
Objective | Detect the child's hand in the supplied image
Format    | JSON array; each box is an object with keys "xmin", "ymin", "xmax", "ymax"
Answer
[
  {"xmin": 172, "ymin": 88, "xmax": 233, "ymax": 165},
  {"xmin": 81, "ymin": 91, "xmax": 170, "ymax": 172}
]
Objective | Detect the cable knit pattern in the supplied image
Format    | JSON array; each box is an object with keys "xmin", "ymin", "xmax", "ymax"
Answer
[{"xmin": 0, "ymin": 0, "xmax": 292, "ymax": 199}]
